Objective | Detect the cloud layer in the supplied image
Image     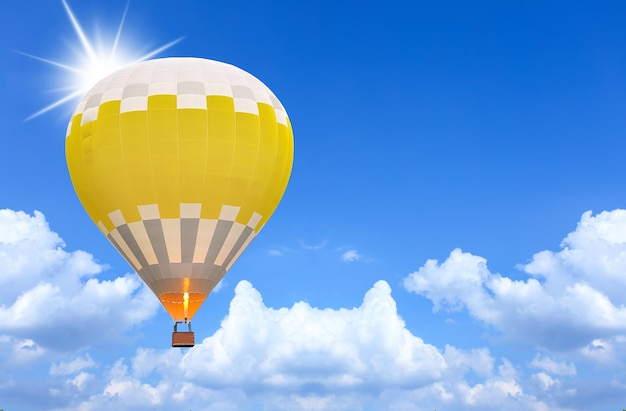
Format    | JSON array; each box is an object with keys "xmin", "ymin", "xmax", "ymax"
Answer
[
  {"xmin": 53, "ymin": 280, "xmax": 553, "ymax": 411},
  {"xmin": 2, "ymin": 209, "xmax": 626, "ymax": 410},
  {"xmin": 403, "ymin": 209, "xmax": 626, "ymax": 352},
  {"xmin": 0, "ymin": 209, "xmax": 158, "ymax": 354}
]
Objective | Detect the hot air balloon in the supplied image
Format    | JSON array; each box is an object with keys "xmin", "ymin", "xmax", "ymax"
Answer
[{"xmin": 65, "ymin": 57, "xmax": 293, "ymax": 347}]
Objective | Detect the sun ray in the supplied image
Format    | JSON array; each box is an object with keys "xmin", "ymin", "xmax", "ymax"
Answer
[
  {"xmin": 61, "ymin": 0, "xmax": 97, "ymax": 62},
  {"xmin": 13, "ymin": 51, "xmax": 83, "ymax": 74},
  {"xmin": 110, "ymin": 0, "xmax": 130, "ymax": 59},
  {"xmin": 132, "ymin": 37, "xmax": 186, "ymax": 64},
  {"xmin": 25, "ymin": 89, "xmax": 85, "ymax": 121},
  {"xmin": 21, "ymin": 0, "xmax": 182, "ymax": 120}
]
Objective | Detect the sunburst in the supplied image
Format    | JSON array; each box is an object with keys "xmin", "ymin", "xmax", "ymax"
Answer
[{"xmin": 21, "ymin": 0, "xmax": 183, "ymax": 120}]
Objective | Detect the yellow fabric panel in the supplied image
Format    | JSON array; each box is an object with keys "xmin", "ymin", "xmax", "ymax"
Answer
[
  {"xmin": 253, "ymin": 103, "xmax": 280, "ymax": 227},
  {"xmin": 178, "ymin": 109, "xmax": 208, "ymax": 203},
  {"xmin": 257, "ymin": 119, "xmax": 294, "ymax": 230},
  {"xmin": 231, "ymin": 112, "xmax": 260, "ymax": 225},
  {"xmin": 203, "ymin": 96, "xmax": 236, "ymax": 219},
  {"xmin": 122, "ymin": 141, "xmax": 156, "ymax": 209},
  {"xmin": 97, "ymin": 101, "xmax": 122, "ymax": 142}
]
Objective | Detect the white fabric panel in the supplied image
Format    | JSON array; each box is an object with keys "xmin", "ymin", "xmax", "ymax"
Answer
[
  {"xmin": 219, "ymin": 205, "xmax": 240, "ymax": 221},
  {"xmin": 149, "ymin": 82, "xmax": 177, "ymax": 95},
  {"xmin": 120, "ymin": 96, "xmax": 148, "ymax": 113},
  {"xmin": 128, "ymin": 221, "xmax": 158, "ymax": 265},
  {"xmin": 234, "ymin": 98, "xmax": 259, "ymax": 115},
  {"xmin": 161, "ymin": 219, "xmax": 182, "ymax": 264},
  {"xmin": 252, "ymin": 90, "xmax": 272, "ymax": 105},
  {"xmin": 205, "ymin": 83, "xmax": 233, "ymax": 97},
  {"xmin": 275, "ymin": 109, "xmax": 287, "ymax": 126},
  {"xmin": 180, "ymin": 203, "xmax": 202, "ymax": 218},
  {"xmin": 73, "ymin": 100, "xmax": 87, "ymax": 117},
  {"xmin": 193, "ymin": 219, "xmax": 217, "ymax": 263},
  {"xmin": 247, "ymin": 212, "xmax": 262, "ymax": 229},
  {"xmin": 108, "ymin": 209, "xmax": 126, "ymax": 227},
  {"xmin": 177, "ymin": 94, "xmax": 207, "ymax": 109},
  {"xmin": 81, "ymin": 107, "xmax": 99, "ymax": 125},
  {"xmin": 178, "ymin": 66, "xmax": 204, "ymax": 82},
  {"xmin": 152, "ymin": 68, "xmax": 177, "ymax": 83},
  {"xmin": 215, "ymin": 222, "xmax": 245, "ymax": 266},
  {"xmin": 138, "ymin": 204, "xmax": 160, "ymax": 220},
  {"xmin": 101, "ymin": 87, "xmax": 124, "ymax": 103}
]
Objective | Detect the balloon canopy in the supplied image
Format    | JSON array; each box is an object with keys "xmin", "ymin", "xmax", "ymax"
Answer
[{"xmin": 66, "ymin": 57, "xmax": 293, "ymax": 322}]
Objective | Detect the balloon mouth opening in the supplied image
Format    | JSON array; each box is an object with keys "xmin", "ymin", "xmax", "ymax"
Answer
[{"xmin": 160, "ymin": 292, "xmax": 206, "ymax": 321}]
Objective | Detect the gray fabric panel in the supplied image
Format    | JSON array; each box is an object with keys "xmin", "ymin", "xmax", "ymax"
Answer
[
  {"xmin": 122, "ymin": 83, "xmax": 149, "ymax": 98},
  {"xmin": 231, "ymin": 85, "xmax": 255, "ymax": 100},
  {"xmin": 269, "ymin": 94, "xmax": 281, "ymax": 109},
  {"xmin": 116, "ymin": 224, "xmax": 149, "ymax": 270},
  {"xmin": 85, "ymin": 93, "xmax": 103, "ymax": 109},
  {"xmin": 146, "ymin": 262, "xmax": 165, "ymax": 281},
  {"xmin": 106, "ymin": 232, "xmax": 135, "ymax": 271},
  {"xmin": 137, "ymin": 267, "xmax": 161, "ymax": 296},
  {"xmin": 178, "ymin": 81, "xmax": 205, "ymax": 95},
  {"xmin": 207, "ymin": 265, "xmax": 227, "ymax": 284},
  {"xmin": 191, "ymin": 263, "xmax": 205, "ymax": 278},
  {"xmin": 148, "ymin": 277, "xmax": 183, "ymax": 297},
  {"xmin": 144, "ymin": 219, "xmax": 171, "ymax": 277},
  {"xmin": 203, "ymin": 220, "xmax": 233, "ymax": 271},
  {"xmin": 170, "ymin": 263, "xmax": 193, "ymax": 278},
  {"xmin": 181, "ymin": 218, "xmax": 200, "ymax": 263},
  {"xmin": 115, "ymin": 223, "xmax": 162, "ymax": 285},
  {"xmin": 149, "ymin": 277, "xmax": 215, "ymax": 296},
  {"xmin": 221, "ymin": 226, "xmax": 254, "ymax": 269}
]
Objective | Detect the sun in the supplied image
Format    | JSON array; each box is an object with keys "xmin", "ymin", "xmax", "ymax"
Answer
[{"xmin": 21, "ymin": 0, "xmax": 183, "ymax": 120}]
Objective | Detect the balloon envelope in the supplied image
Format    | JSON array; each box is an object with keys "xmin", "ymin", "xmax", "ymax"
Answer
[{"xmin": 66, "ymin": 57, "xmax": 293, "ymax": 321}]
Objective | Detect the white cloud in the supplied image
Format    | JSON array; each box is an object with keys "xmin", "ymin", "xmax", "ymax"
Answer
[
  {"xmin": 403, "ymin": 209, "xmax": 626, "ymax": 351},
  {"xmin": 341, "ymin": 249, "xmax": 361, "ymax": 262},
  {"xmin": 579, "ymin": 336, "xmax": 626, "ymax": 366},
  {"xmin": 530, "ymin": 355, "xmax": 576, "ymax": 376},
  {"xmin": 53, "ymin": 280, "xmax": 556, "ymax": 411},
  {"xmin": 0, "ymin": 336, "xmax": 47, "ymax": 365},
  {"xmin": 0, "ymin": 209, "xmax": 159, "ymax": 352},
  {"xmin": 531, "ymin": 372, "xmax": 558, "ymax": 391},
  {"xmin": 182, "ymin": 280, "xmax": 446, "ymax": 390},
  {"xmin": 523, "ymin": 210, "xmax": 626, "ymax": 302},
  {"xmin": 50, "ymin": 354, "xmax": 96, "ymax": 376}
]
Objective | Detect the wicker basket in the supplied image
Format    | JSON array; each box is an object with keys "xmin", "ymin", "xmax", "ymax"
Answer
[{"xmin": 172, "ymin": 331, "xmax": 195, "ymax": 347}]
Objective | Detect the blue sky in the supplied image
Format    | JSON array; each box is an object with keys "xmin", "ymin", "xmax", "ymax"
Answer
[{"xmin": 2, "ymin": 1, "xmax": 626, "ymax": 410}]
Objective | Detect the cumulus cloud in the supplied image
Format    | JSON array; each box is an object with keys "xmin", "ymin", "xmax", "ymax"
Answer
[
  {"xmin": 50, "ymin": 354, "xmax": 96, "ymax": 376},
  {"xmin": 530, "ymin": 355, "xmax": 576, "ymax": 376},
  {"xmin": 182, "ymin": 280, "xmax": 446, "ymax": 390},
  {"xmin": 403, "ymin": 210, "xmax": 626, "ymax": 351},
  {"xmin": 0, "ymin": 209, "xmax": 159, "ymax": 352},
  {"xmin": 51, "ymin": 280, "xmax": 556, "ymax": 411},
  {"xmin": 341, "ymin": 249, "xmax": 361, "ymax": 262}
]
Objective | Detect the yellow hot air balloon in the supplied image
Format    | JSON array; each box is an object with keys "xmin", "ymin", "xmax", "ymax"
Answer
[{"xmin": 65, "ymin": 57, "xmax": 293, "ymax": 346}]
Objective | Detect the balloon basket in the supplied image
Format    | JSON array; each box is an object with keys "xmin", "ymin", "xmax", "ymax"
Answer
[{"xmin": 172, "ymin": 321, "xmax": 194, "ymax": 348}]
